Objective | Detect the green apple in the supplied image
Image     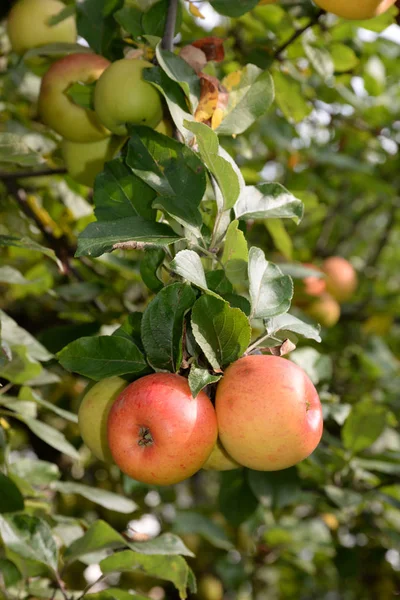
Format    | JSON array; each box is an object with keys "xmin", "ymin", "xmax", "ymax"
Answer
[
  {"xmin": 39, "ymin": 52, "xmax": 111, "ymax": 142},
  {"xmin": 197, "ymin": 575, "xmax": 224, "ymax": 600},
  {"xmin": 215, "ymin": 355, "xmax": 323, "ymax": 471},
  {"xmin": 202, "ymin": 438, "xmax": 241, "ymax": 471},
  {"xmin": 94, "ymin": 58, "xmax": 163, "ymax": 136},
  {"xmin": 107, "ymin": 373, "xmax": 218, "ymax": 485},
  {"xmin": 61, "ymin": 136, "xmax": 126, "ymax": 187},
  {"xmin": 314, "ymin": 0, "xmax": 396, "ymax": 19},
  {"xmin": 7, "ymin": 0, "xmax": 77, "ymax": 55},
  {"xmin": 78, "ymin": 376, "xmax": 127, "ymax": 462}
]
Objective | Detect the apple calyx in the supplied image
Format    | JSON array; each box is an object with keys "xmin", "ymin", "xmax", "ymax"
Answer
[{"xmin": 138, "ymin": 426, "xmax": 154, "ymax": 447}]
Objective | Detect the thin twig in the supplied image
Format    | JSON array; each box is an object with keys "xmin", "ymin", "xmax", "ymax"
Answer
[
  {"xmin": 0, "ymin": 167, "xmax": 67, "ymax": 181},
  {"xmin": 273, "ymin": 9, "xmax": 325, "ymax": 60},
  {"xmin": 161, "ymin": 0, "xmax": 179, "ymax": 52}
]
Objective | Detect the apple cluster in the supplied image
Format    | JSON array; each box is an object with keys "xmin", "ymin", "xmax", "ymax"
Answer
[
  {"xmin": 7, "ymin": 0, "xmax": 165, "ymax": 187},
  {"xmin": 296, "ymin": 256, "xmax": 358, "ymax": 328},
  {"xmin": 78, "ymin": 354, "xmax": 323, "ymax": 486}
]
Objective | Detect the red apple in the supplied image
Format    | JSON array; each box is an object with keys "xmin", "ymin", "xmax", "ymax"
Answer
[
  {"xmin": 322, "ymin": 256, "xmax": 357, "ymax": 302},
  {"xmin": 302, "ymin": 263, "xmax": 326, "ymax": 297},
  {"xmin": 39, "ymin": 52, "xmax": 111, "ymax": 142},
  {"xmin": 107, "ymin": 373, "xmax": 218, "ymax": 485},
  {"xmin": 215, "ymin": 355, "xmax": 323, "ymax": 471}
]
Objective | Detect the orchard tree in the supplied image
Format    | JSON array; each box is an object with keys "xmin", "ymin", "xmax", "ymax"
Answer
[{"xmin": 1, "ymin": 1, "xmax": 400, "ymax": 599}]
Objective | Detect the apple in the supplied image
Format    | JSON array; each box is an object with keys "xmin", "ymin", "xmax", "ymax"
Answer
[
  {"xmin": 305, "ymin": 293, "xmax": 341, "ymax": 328},
  {"xmin": 39, "ymin": 52, "xmax": 111, "ymax": 142},
  {"xmin": 215, "ymin": 355, "xmax": 323, "ymax": 471},
  {"xmin": 313, "ymin": 0, "xmax": 396, "ymax": 20},
  {"xmin": 155, "ymin": 117, "xmax": 174, "ymax": 137},
  {"xmin": 197, "ymin": 575, "xmax": 224, "ymax": 600},
  {"xmin": 7, "ymin": 0, "xmax": 77, "ymax": 55},
  {"xmin": 107, "ymin": 373, "xmax": 218, "ymax": 485},
  {"xmin": 322, "ymin": 256, "xmax": 357, "ymax": 302},
  {"xmin": 78, "ymin": 376, "xmax": 127, "ymax": 463},
  {"xmin": 302, "ymin": 263, "xmax": 326, "ymax": 297},
  {"xmin": 202, "ymin": 438, "xmax": 241, "ymax": 471},
  {"xmin": 94, "ymin": 58, "xmax": 163, "ymax": 136},
  {"xmin": 61, "ymin": 135, "xmax": 126, "ymax": 187}
]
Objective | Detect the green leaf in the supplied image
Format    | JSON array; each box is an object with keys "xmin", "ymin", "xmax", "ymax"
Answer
[
  {"xmin": 188, "ymin": 365, "xmax": 222, "ymax": 398},
  {"xmin": 141, "ymin": 283, "xmax": 196, "ymax": 372},
  {"xmin": 247, "ymin": 468, "xmax": 301, "ymax": 510},
  {"xmin": 219, "ymin": 470, "xmax": 258, "ymax": 527},
  {"xmin": 66, "ymin": 81, "xmax": 96, "ymax": 110},
  {"xmin": 140, "ymin": 248, "xmax": 165, "ymax": 293},
  {"xmin": 210, "ymin": 0, "xmax": 258, "ymax": 17},
  {"xmin": 142, "ymin": 0, "xmax": 182, "ymax": 37},
  {"xmin": 0, "ymin": 235, "xmax": 62, "ymax": 270},
  {"xmin": 64, "ymin": 520, "xmax": 125, "ymax": 563},
  {"xmin": 224, "ymin": 293, "xmax": 251, "ymax": 316},
  {"xmin": 114, "ymin": 5, "xmax": 143, "ymax": 38},
  {"xmin": 51, "ymin": 482, "xmax": 137, "ymax": 514},
  {"xmin": 128, "ymin": 532, "xmax": 195, "ymax": 557},
  {"xmin": 19, "ymin": 387, "xmax": 78, "ymax": 423},
  {"xmin": 185, "ymin": 121, "xmax": 240, "ymax": 210},
  {"xmin": 342, "ymin": 400, "xmax": 388, "ymax": 455},
  {"xmin": 113, "ymin": 313, "xmax": 144, "ymax": 349},
  {"xmin": 0, "ymin": 473, "xmax": 24, "ymax": 513},
  {"xmin": 273, "ymin": 70, "xmax": 312, "ymax": 123},
  {"xmin": 248, "ymin": 247, "xmax": 293, "ymax": 319},
  {"xmin": 10, "ymin": 458, "xmax": 60, "ymax": 486},
  {"xmin": 206, "ymin": 271, "xmax": 234, "ymax": 296},
  {"xmin": 0, "ymin": 514, "xmax": 58, "ymax": 573},
  {"xmin": 126, "ymin": 127, "xmax": 206, "ymax": 233},
  {"xmin": 143, "ymin": 66, "xmax": 195, "ymax": 142},
  {"xmin": 85, "ymin": 590, "xmax": 150, "ymax": 600},
  {"xmin": 290, "ymin": 347, "xmax": 332, "ymax": 385},
  {"xmin": 265, "ymin": 219, "xmax": 293, "ymax": 260},
  {"xmin": 0, "ymin": 558, "xmax": 22, "ymax": 587},
  {"xmin": 173, "ymin": 511, "xmax": 233, "ymax": 550},
  {"xmin": 217, "ymin": 65, "xmax": 274, "ymax": 135},
  {"xmin": 0, "ymin": 266, "xmax": 32, "ymax": 285},
  {"xmin": 76, "ymin": 0, "xmax": 122, "ymax": 60},
  {"xmin": 221, "ymin": 220, "xmax": 249, "ymax": 285},
  {"xmin": 171, "ymin": 250, "xmax": 209, "ymax": 293},
  {"xmin": 76, "ymin": 217, "xmax": 181, "ymax": 258},
  {"xmin": 0, "ymin": 345, "xmax": 42, "ymax": 384},
  {"xmin": 47, "ymin": 2, "xmax": 75, "ymax": 24},
  {"xmin": 235, "ymin": 183, "xmax": 303, "ymax": 223},
  {"xmin": 22, "ymin": 416, "xmax": 80, "ymax": 460},
  {"xmin": 94, "ymin": 159, "xmax": 157, "ymax": 223},
  {"xmin": 191, "ymin": 295, "xmax": 251, "ymax": 370},
  {"xmin": 156, "ymin": 45, "xmax": 200, "ymax": 111},
  {"xmin": 100, "ymin": 550, "xmax": 195, "ymax": 599},
  {"xmin": 303, "ymin": 42, "xmax": 334, "ymax": 80},
  {"xmin": 0, "ymin": 133, "xmax": 42, "ymax": 167},
  {"xmin": 264, "ymin": 314, "xmax": 321, "ymax": 343},
  {"xmin": 57, "ymin": 335, "xmax": 148, "ymax": 380},
  {"xmin": 329, "ymin": 42, "xmax": 359, "ymax": 72}
]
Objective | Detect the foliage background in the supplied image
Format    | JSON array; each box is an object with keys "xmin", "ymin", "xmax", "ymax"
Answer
[{"xmin": 1, "ymin": 1, "xmax": 400, "ymax": 599}]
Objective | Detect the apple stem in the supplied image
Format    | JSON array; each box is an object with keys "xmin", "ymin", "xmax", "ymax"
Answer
[
  {"xmin": 138, "ymin": 426, "xmax": 154, "ymax": 446},
  {"xmin": 161, "ymin": 0, "xmax": 179, "ymax": 52}
]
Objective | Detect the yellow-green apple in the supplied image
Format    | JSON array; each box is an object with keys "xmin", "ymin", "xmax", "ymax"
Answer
[
  {"xmin": 305, "ymin": 293, "xmax": 341, "ymax": 328},
  {"xmin": 107, "ymin": 373, "xmax": 218, "ymax": 485},
  {"xmin": 94, "ymin": 58, "xmax": 163, "ymax": 136},
  {"xmin": 322, "ymin": 256, "xmax": 357, "ymax": 302},
  {"xmin": 197, "ymin": 575, "xmax": 224, "ymax": 600},
  {"xmin": 39, "ymin": 52, "xmax": 111, "ymax": 142},
  {"xmin": 202, "ymin": 438, "xmax": 241, "ymax": 471},
  {"xmin": 215, "ymin": 355, "xmax": 323, "ymax": 471},
  {"xmin": 313, "ymin": 0, "xmax": 396, "ymax": 19},
  {"xmin": 61, "ymin": 135, "xmax": 126, "ymax": 187},
  {"xmin": 155, "ymin": 117, "xmax": 174, "ymax": 137},
  {"xmin": 7, "ymin": 0, "xmax": 77, "ymax": 55},
  {"xmin": 78, "ymin": 376, "xmax": 127, "ymax": 462}
]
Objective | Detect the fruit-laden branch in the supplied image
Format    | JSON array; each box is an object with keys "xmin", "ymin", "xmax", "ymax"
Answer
[
  {"xmin": 161, "ymin": 0, "xmax": 179, "ymax": 52},
  {"xmin": 0, "ymin": 167, "xmax": 67, "ymax": 180},
  {"xmin": 273, "ymin": 9, "xmax": 325, "ymax": 60}
]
